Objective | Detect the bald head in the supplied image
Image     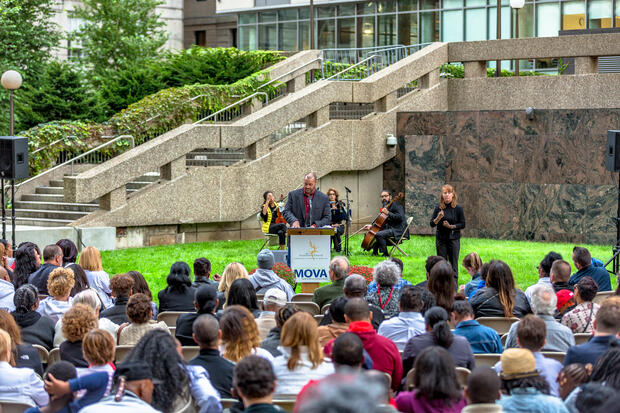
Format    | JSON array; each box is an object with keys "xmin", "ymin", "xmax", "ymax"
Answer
[
  {"xmin": 344, "ymin": 297, "xmax": 370, "ymax": 322},
  {"xmin": 192, "ymin": 314, "xmax": 220, "ymax": 348},
  {"xmin": 344, "ymin": 274, "xmax": 367, "ymax": 298},
  {"xmin": 330, "ymin": 256, "xmax": 350, "ymax": 281}
]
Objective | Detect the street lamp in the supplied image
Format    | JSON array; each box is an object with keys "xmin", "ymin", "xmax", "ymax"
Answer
[
  {"xmin": 1, "ymin": 69, "xmax": 23, "ymax": 247},
  {"xmin": 510, "ymin": 0, "xmax": 525, "ymax": 77}
]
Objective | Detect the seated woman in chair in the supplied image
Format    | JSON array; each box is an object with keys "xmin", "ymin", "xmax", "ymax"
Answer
[
  {"xmin": 260, "ymin": 191, "xmax": 287, "ymax": 250},
  {"xmin": 327, "ymin": 188, "xmax": 347, "ymax": 252}
]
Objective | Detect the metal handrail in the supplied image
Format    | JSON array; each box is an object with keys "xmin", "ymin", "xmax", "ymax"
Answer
[
  {"xmin": 193, "ymin": 92, "xmax": 269, "ymax": 125},
  {"xmin": 256, "ymin": 56, "xmax": 324, "ymax": 91},
  {"xmin": 31, "ymin": 135, "xmax": 78, "ymax": 155},
  {"xmin": 325, "ymin": 54, "xmax": 383, "ymax": 81}
]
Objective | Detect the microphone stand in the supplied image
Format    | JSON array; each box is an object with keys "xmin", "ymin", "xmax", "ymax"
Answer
[{"xmin": 344, "ymin": 186, "xmax": 352, "ymax": 257}]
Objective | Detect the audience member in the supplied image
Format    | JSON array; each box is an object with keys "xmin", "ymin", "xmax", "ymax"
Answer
[
  {"xmin": 81, "ymin": 329, "xmax": 116, "ymax": 395},
  {"xmin": 100, "ymin": 273, "xmax": 134, "ymax": 324},
  {"xmin": 574, "ymin": 383, "xmax": 616, "ymax": 413},
  {"xmin": 561, "ymin": 276, "xmax": 599, "ymax": 333},
  {"xmin": 11, "ymin": 284, "xmax": 55, "ymax": 350},
  {"xmin": 78, "ymin": 246, "xmax": 113, "ymax": 309},
  {"xmin": 555, "ymin": 289, "xmax": 576, "ymax": 321},
  {"xmin": 419, "ymin": 287, "xmax": 437, "ymax": 315},
  {"xmin": 261, "ymin": 304, "xmax": 301, "ymax": 357},
  {"xmin": 0, "ymin": 267, "xmax": 14, "ymax": 311},
  {"xmin": 56, "ymin": 239, "xmax": 90, "ymax": 297},
  {"xmin": 525, "ymin": 252, "xmax": 562, "ymax": 302},
  {"xmin": 234, "ymin": 355, "xmax": 280, "ymax": 413},
  {"xmin": 324, "ymin": 298, "xmax": 402, "ymax": 391},
  {"xmin": 312, "ymin": 256, "xmax": 348, "ymax": 309},
  {"xmin": 569, "ymin": 247, "xmax": 612, "ymax": 291},
  {"xmin": 367, "ymin": 257, "xmax": 412, "ymax": 293},
  {"xmin": 249, "ymin": 250, "xmax": 294, "ymax": 301},
  {"xmin": 557, "ymin": 363, "xmax": 590, "ymax": 400},
  {"xmin": 415, "ymin": 255, "xmax": 445, "ymax": 289},
  {"xmin": 273, "ymin": 311, "xmax": 334, "ymax": 394},
  {"xmin": 189, "ymin": 314, "xmax": 235, "ymax": 399},
  {"xmin": 217, "ymin": 262, "xmax": 249, "ymax": 308},
  {"xmin": 224, "ymin": 278, "xmax": 262, "ymax": 318},
  {"xmin": 497, "ymin": 349, "xmax": 567, "ymax": 413},
  {"xmin": 395, "ymin": 347, "xmax": 467, "ymax": 413},
  {"xmin": 428, "ymin": 260, "xmax": 457, "ymax": 312},
  {"xmin": 470, "ymin": 260, "xmax": 531, "ymax": 318},
  {"xmin": 127, "ymin": 270, "xmax": 158, "ymax": 318},
  {"xmin": 37, "ymin": 267, "xmax": 74, "ymax": 323},
  {"xmin": 495, "ymin": 315, "xmax": 563, "ymax": 397},
  {"xmin": 59, "ymin": 303, "xmax": 98, "ymax": 368},
  {"xmin": 193, "ymin": 258, "xmax": 217, "ymax": 288},
  {"xmin": 320, "ymin": 274, "xmax": 384, "ymax": 330},
  {"xmin": 69, "ymin": 264, "xmax": 90, "ymax": 298},
  {"xmin": 462, "ymin": 367, "xmax": 502, "ymax": 413},
  {"xmin": 550, "ymin": 259, "xmax": 573, "ymax": 293},
  {"xmin": 505, "ymin": 284, "xmax": 574, "ymax": 352},
  {"xmin": 402, "ymin": 306, "xmax": 474, "ymax": 375},
  {"xmin": 0, "ymin": 243, "xmax": 12, "ymax": 278},
  {"xmin": 28, "ymin": 245, "xmax": 62, "ymax": 295},
  {"xmin": 13, "ymin": 242, "xmax": 40, "ymax": 289},
  {"xmin": 461, "ymin": 252, "xmax": 483, "ymax": 298},
  {"xmin": 451, "ymin": 300, "xmax": 502, "ymax": 354},
  {"xmin": 365, "ymin": 260, "xmax": 401, "ymax": 318},
  {"xmin": 317, "ymin": 296, "xmax": 348, "ymax": 347},
  {"xmin": 220, "ymin": 305, "xmax": 274, "ymax": 363},
  {"xmin": 0, "ymin": 309, "xmax": 43, "ymax": 375},
  {"xmin": 257, "ymin": 288, "xmax": 286, "ymax": 340},
  {"xmin": 79, "ymin": 361, "xmax": 161, "ymax": 413},
  {"xmin": 377, "ymin": 285, "xmax": 425, "ymax": 350},
  {"xmin": 176, "ymin": 285, "xmax": 218, "ymax": 346},
  {"xmin": 564, "ymin": 301, "xmax": 620, "ymax": 366},
  {"xmin": 54, "ymin": 289, "xmax": 119, "ymax": 347},
  {"xmin": 0, "ymin": 328, "xmax": 47, "ymax": 406},
  {"xmin": 118, "ymin": 293, "xmax": 169, "ymax": 345},
  {"xmin": 158, "ymin": 261, "xmax": 196, "ymax": 312},
  {"xmin": 0, "ymin": 239, "xmax": 13, "ymax": 268}
]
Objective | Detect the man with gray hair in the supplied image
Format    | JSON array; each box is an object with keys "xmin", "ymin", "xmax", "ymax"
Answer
[
  {"xmin": 319, "ymin": 273, "xmax": 385, "ymax": 330},
  {"xmin": 504, "ymin": 284, "xmax": 575, "ymax": 352},
  {"xmin": 313, "ymin": 256, "xmax": 349, "ymax": 309},
  {"xmin": 283, "ymin": 172, "xmax": 331, "ymax": 228}
]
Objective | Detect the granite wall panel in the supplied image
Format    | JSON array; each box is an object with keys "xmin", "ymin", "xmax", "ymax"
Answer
[{"xmin": 393, "ymin": 108, "xmax": 620, "ymax": 244}]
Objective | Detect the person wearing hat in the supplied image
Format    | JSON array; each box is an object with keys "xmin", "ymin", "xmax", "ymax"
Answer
[
  {"xmin": 249, "ymin": 250, "xmax": 294, "ymax": 301},
  {"xmin": 257, "ymin": 288, "xmax": 287, "ymax": 340},
  {"xmin": 80, "ymin": 361, "xmax": 162, "ymax": 413},
  {"xmin": 497, "ymin": 349, "xmax": 568, "ymax": 413},
  {"xmin": 560, "ymin": 276, "xmax": 599, "ymax": 333},
  {"xmin": 175, "ymin": 285, "xmax": 219, "ymax": 346},
  {"xmin": 555, "ymin": 289, "xmax": 575, "ymax": 320}
]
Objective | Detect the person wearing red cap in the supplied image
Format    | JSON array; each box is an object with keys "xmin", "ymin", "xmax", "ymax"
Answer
[
  {"xmin": 561, "ymin": 276, "xmax": 599, "ymax": 334},
  {"xmin": 555, "ymin": 289, "xmax": 576, "ymax": 320}
]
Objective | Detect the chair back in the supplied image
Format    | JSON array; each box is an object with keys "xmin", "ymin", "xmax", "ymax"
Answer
[
  {"xmin": 455, "ymin": 367, "xmax": 471, "ymax": 388},
  {"xmin": 593, "ymin": 291, "xmax": 615, "ymax": 305},
  {"xmin": 541, "ymin": 352, "xmax": 566, "ymax": 364},
  {"xmin": 32, "ymin": 344, "xmax": 49, "ymax": 364},
  {"xmin": 476, "ymin": 317, "xmax": 520, "ymax": 334},
  {"xmin": 314, "ymin": 314, "xmax": 324, "ymax": 324},
  {"xmin": 0, "ymin": 401, "xmax": 36, "ymax": 413},
  {"xmin": 291, "ymin": 293, "xmax": 314, "ymax": 302},
  {"xmin": 173, "ymin": 396, "xmax": 194, "ymax": 413},
  {"xmin": 573, "ymin": 333, "xmax": 591, "ymax": 345},
  {"xmin": 157, "ymin": 311, "xmax": 190, "ymax": 327},
  {"xmin": 473, "ymin": 353, "xmax": 501, "ymax": 368},
  {"xmin": 273, "ymin": 395, "xmax": 297, "ymax": 411},
  {"xmin": 48, "ymin": 347, "xmax": 61, "ymax": 364},
  {"xmin": 291, "ymin": 301, "xmax": 320, "ymax": 315},
  {"xmin": 321, "ymin": 303, "xmax": 331, "ymax": 314},
  {"xmin": 404, "ymin": 368, "xmax": 416, "ymax": 390},
  {"xmin": 181, "ymin": 346, "xmax": 200, "ymax": 361},
  {"xmin": 221, "ymin": 399, "xmax": 238, "ymax": 409},
  {"xmin": 501, "ymin": 333, "xmax": 508, "ymax": 347},
  {"xmin": 257, "ymin": 293, "xmax": 265, "ymax": 302},
  {"xmin": 115, "ymin": 345, "xmax": 134, "ymax": 363}
]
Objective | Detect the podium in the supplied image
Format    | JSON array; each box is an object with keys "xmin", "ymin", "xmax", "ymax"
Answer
[{"xmin": 288, "ymin": 228, "xmax": 335, "ymax": 293}]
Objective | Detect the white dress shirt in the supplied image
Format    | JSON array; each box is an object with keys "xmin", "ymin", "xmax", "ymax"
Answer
[
  {"xmin": 0, "ymin": 361, "xmax": 48, "ymax": 407},
  {"xmin": 377, "ymin": 311, "xmax": 426, "ymax": 351}
]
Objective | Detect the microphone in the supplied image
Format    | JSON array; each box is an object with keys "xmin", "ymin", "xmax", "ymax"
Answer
[{"xmin": 345, "ymin": 186, "xmax": 352, "ymax": 193}]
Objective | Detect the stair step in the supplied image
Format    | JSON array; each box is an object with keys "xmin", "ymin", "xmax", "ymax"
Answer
[
  {"xmin": 187, "ymin": 152, "xmax": 244, "ymax": 160},
  {"xmin": 126, "ymin": 181, "xmax": 153, "ymax": 190},
  {"xmin": 8, "ymin": 209, "xmax": 88, "ymax": 221},
  {"xmin": 187, "ymin": 160, "xmax": 241, "ymax": 167},
  {"xmin": 21, "ymin": 193, "xmax": 97, "ymax": 204},
  {"xmin": 136, "ymin": 172, "xmax": 160, "ymax": 182},
  {"xmin": 10, "ymin": 217, "xmax": 74, "ymax": 227},
  {"xmin": 13, "ymin": 201, "xmax": 99, "ymax": 212},
  {"xmin": 35, "ymin": 186, "xmax": 64, "ymax": 195},
  {"xmin": 49, "ymin": 180, "xmax": 64, "ymax": 187}
]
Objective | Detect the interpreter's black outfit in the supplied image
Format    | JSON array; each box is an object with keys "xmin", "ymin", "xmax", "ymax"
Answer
[
  {"xmin": 330, "ymin": 201, "xmax": 347, "ymax": 252},
  {"xmin": 261, "ymin": 204, "xmax": 287, "ymax": 246},
  {"xmin": 372, "ymin": 201, "xmax": 408, "ymax": 257},
  {"xmin": 430, "ymin": 204, "xmax": 465, "ymax": 283}
]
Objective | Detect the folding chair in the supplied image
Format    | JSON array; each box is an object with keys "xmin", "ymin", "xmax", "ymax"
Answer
[
  {"xmin": 257, "ymin": 213, "xmax": 279, "ymax": 253},
  {"xmin": 388, "ymin": 217, "xmax": 413, "ymax": 258}
]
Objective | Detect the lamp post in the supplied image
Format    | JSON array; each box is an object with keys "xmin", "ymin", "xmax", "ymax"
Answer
[
  {"xmin": 310, "ymin": 0, "xmax": 315, "ymax": 49},
  {"xmin": 510, "ymin": 0, "xmax": 525, "ymax": 76},
  {"xmin": 1, "ymin": 70, "xmax": 23, "ymax": 247}
]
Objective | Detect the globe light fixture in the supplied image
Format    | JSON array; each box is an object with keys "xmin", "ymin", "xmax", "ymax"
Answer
[{"xmin": 1, "ymin": 70, "xmax": 23, "ymax": 91}]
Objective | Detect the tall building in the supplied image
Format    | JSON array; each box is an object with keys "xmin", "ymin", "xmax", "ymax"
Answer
[{"xmin": 184, "ymin": 0, "xmax": 238, "ymax": 48}]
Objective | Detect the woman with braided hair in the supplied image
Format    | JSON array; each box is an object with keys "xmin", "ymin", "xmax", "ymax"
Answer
[{"xmin": 10, "ymin": 284, "xmax": 55, "ymax": 350}]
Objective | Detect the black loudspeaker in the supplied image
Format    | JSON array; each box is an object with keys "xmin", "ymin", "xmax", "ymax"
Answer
[
  {"xmin": 606, "ymin": 130, "xmax": 620, "ymax": 172},
  {"xmin": 0, "ymin": 136, "xmax": 29, "ymax": 179}
]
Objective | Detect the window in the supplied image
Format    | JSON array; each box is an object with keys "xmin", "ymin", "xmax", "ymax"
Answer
[
  {"xmin": 588, "ymin": 0, "xmax": 613, "ymax": 28},
  {"xmin": 259, "ymin": 24, "xmax": 277, "ymax": 49},
  {"xmin": 398, "ymin": 13, "xmax": 418, "ymax": 45},
  {"xmin": 420, "ymin": 12, "xmax": 439, "ymax": 42},
  {"xmin": 488, "ymin": 5, "xmax": 512, "ymax": 39},
  {"xmin": 278, "ymin": 9, "xmax": 297, "ymax": 21},
  {"xmin": 378, "ymin": 14, "xmax": 397, "ymax": 45},
  {"xmin": 239, "ymin": 26, "xmax": 257, "ymax": 50},
  {"xmin": 317, "ymin": 19, "xmax": 336, "ymax": 48},
  {"xmin": 337, "ymin": 18, "xmax": 356, "ymax": 48},
  {"xmin": 442, "ymin": 10, "xmax": 464, "ymax": 41},
  {"xmin": 536, "ymin": 3, "xmax": 559, "ymax": 37},
  {"xmin": 357, "ymin": 15, "xmax": 375, "ymax": 47},
  {"xmin": 194, "ymin": 30, "xmax": 206, "ymax": 47},
  {"xmin": 239, "ymin": 13, "xmax": 257, "ymax": 24},
  {"xmin": 562, "ymin": 1, "xmax": 586, "ymax": 30},
  {"xmin": 399, "ymin": 0, "xmax": 417, "ymax": 11},
  {"xmin": 465, "ymin": 8, "xmax": 486, "ymax": 40},
  {"xmin": 278, "ymin": 22, "xmax": 297, "ymax": 50}
]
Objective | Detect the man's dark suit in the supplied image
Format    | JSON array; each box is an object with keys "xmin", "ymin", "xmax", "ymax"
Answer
[
  {"xmin": 372, "ymin": 201, "xmax": 408, "ymax": 256},
  {"xmin": 283, "ymin": 188, "xmax": 331, "ymax": 227},
  {"xmin": 563, "ymin": 335, "xmax": 619, "ymax": 366}
]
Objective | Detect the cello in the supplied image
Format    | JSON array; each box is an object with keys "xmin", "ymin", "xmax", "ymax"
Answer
[{"xmin": 361, "ymin": 192, "xmax": 403, "ymax": 251}]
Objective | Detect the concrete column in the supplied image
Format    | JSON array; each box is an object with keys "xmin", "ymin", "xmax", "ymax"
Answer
[
  {"xmin": 464, "ymin": 61, "xmax": 488, "ymax": 78},
  {"xmin": 419, "ymin": 68, "xmax": 441, "ymax": 89},
  {"xmin": 374, "ymin": 91, "xmax": 397, "ymax": 112},
  {"xmin": 286, "ymin": 75, "xmax": 306, "ymax": 94},
  {"xmin": 307, "ymin": 106, "xmax": 330, "ymax": 128},
  {"xmin": 243, "ymin": 97, "xmax": 263, "ymax": 116},
  {"xmin": 160, "ymin": 156, "xmax": 186, "ymax": 181},
  {"xmin": 99, "ymin": 186, "xmax": 126, "ymax": 211},
  {"xmin": 245, "ymin": 137, "xmax": 270, "ymax": 160},
  {"xmin": 574, "ymin": 57, "xmax": 598, "ymax": 74}
]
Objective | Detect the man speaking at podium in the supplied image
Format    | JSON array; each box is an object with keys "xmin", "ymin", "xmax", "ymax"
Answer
[{"xmin": 283, "ymin": 172, "xmax": 331, "ymax": 228}]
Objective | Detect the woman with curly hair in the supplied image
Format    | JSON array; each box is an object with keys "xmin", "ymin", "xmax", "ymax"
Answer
[
  {"xmin": 127, "ymin": 270, "xmax": 158, "ymax": 318},
  {"xmin": 217, "ymin": 262, "xmax": 249, "ymax": 308},
  {"xmin": 220, "ymin": 305, "xmax": 274, "ymax": 363},
  {"xmin": 272, "ymin": 311, "xmax": 334, "ymax": 394},
  {"xmin": 12, "ymin": 242, "xmax": 40, "ymax": 289},
  {"xmin": 158, "ymin": 262, "xmax": 196, "ymax": 312},
  {"xmin": 365, "ymin": 260, "xmax": 401, "ymax": 318},
  {"xmin": 10, "ymin": 284, "xmax": 56, "ymax": 350},
  {"xmin": 118, "ymin": 293, "xmax": 169, "ymax": 345},
  {"xmin": 37, "ymin": 267, "xmax": 74, "ymax": 323},
  {"xmin": 100, "ymin": 273, "xmax": 134, "ymax": 325},
  {"xmin": 59, "ymin": 303, "xmax": 98, "ymax": 367},
  {"xmin": 124, "ymin": 329, "xmax": 220, "ymax": 413},
  {"xmin": 78, "ymin": 246, "xmax": 112, "ymax": 309},
  {"xmin": 0, "ymin": 309, "xmax": 43, "ymax": 375}
]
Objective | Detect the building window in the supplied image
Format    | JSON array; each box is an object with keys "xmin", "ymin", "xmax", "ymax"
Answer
[
  {"xmin": 537, "ymin": 3, "xmax": 559, "ymax": 37},
  {"xmin": 239, "ymin": 26, "xmax": 257, "ymax": 50},
  {"xmin": 588, "ymin": 0, "xmax": 613, "ymax": 28},
  {"xmin": 195, "ymin": 30, "xmax": 206, "ymax": 47},
  {"xmin": 562, "ymin": 1, "xmax": 586, "ymax": 30}
]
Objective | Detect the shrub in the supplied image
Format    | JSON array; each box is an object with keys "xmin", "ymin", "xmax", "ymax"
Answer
[
  {"xmin": 349, "ymin": 265, "xmax": 374, "ymax": 285},
  {"xmin": 249, "ymin": 262, "xmax": 296, "ymax": 289}
]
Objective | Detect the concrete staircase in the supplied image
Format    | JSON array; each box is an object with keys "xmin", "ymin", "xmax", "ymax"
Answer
[{"xmin": 186, "ymin": 148, "xmax": 245, "ymax": 167}]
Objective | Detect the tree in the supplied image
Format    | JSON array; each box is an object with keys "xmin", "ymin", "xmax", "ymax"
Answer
[{"xmin": 71, "ymin": 0, "xmax": 169, "ymax": 75}]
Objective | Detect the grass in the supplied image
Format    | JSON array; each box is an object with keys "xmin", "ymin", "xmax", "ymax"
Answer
[{"xmin": 99, "ymin": 234, "xmax": 617, "ymax": 302}]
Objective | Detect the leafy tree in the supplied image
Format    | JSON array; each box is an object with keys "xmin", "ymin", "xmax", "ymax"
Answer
[{"xmin": 71, "ymin": 0, "xmax": 169, "ymax": 75}]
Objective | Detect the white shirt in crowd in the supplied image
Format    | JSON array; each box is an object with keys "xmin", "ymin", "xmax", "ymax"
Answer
[
  {"xmin": 0, "ymin": 361, "xmax": 48, "ymax": 407},
  {"xmin": 272, "ymin": 346, "xmax": 334, "ymax": 395}
]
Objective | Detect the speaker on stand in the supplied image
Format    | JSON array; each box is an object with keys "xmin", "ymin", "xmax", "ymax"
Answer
[{"xmin": 0, "ymin": 136, "xmax": 29, "ymax": 246}]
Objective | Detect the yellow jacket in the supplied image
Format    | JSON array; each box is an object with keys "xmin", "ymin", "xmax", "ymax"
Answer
[{"xmin": 261, "ymin": 202, "xmax": 279, "ymax": 233}]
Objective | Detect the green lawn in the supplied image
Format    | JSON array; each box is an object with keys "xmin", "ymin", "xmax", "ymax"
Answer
[{"xmin": 100, "ymin": 234, "xmax": 617, "ymax": 302}]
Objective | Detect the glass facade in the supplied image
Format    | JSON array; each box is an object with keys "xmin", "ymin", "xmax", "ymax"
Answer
[{"xmin": 237, "ymin": 0, "xmax": 618, "ymax": 51}]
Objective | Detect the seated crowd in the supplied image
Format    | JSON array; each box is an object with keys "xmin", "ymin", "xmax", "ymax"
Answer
[{"xmin": 0, "ymin": 238, "xmax": 619, "ymax": 413}]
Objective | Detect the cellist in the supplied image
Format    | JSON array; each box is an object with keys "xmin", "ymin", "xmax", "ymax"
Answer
[
  {"xmin": 362, "ymin": 190, "xmax": 408, "ymax": 257},
  {"xmin": 260, "ymin": 191, "xmax": 287, "ymax": 249}
]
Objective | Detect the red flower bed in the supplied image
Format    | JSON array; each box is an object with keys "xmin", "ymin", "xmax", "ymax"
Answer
[
  {"xmin": 349, "ymin": 265, "xmax": 374, "ymax": 285},
  {"xmin": 249, "ymin": 262, "xmax": 296, "ymax": 289}
]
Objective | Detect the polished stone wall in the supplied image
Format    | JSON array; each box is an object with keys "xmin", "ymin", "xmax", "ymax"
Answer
[{"xmin": 387, "ymin": 109, "xmax": 620, "ymax": 244}]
